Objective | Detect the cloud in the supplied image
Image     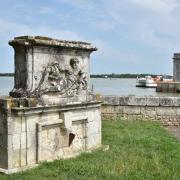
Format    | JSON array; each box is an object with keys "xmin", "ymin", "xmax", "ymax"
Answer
[
  {"xmin": 0, "ymin": 0, "xmax": 178, "ymax": 74},
  {"xmin": 0, "ymin": 18, "xmax": 85, "ymax": 72},
  {"xmin": 0, "ymin": 19, "xmax": 83, "ymax": 44},
  {"xmin": 55, "ymin": 0, "xmax": 120, "ymax": 31},
  {"xmin": 130, "ymin": 0, "xmax": 179, "ymax": 14},
  {"xmin": 95, "ymin": 0, "xmax": 180, "ymax": 53}
]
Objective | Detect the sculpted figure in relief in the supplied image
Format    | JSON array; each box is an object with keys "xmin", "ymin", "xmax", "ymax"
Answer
[{"xmin": 33, "ymin": 58, "xmax": 88, "ymax": 97}]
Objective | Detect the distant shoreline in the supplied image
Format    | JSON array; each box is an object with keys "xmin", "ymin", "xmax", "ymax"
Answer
[
  {"xmin": 0, "ymin": 73, "xmax": 14, "ymax": 77},
  {"xmin": 90, "ymin": 77, "xmax": 136, "ymax": 79},
  {"xmin": 90, "ymin": 73, "xmax": 169, "ymax": 79},
  {"xmin": 0, "ymin": 73, "xmax": 172, "ymax": 78}
]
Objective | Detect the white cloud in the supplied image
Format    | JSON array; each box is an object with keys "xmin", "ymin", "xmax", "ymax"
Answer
[
  {"xmin": 130, "ymin": 0, "xmax": 179, "ymax": 14},
  {"xmin": 96, "ymin": 0, "xmax": 180, "ymax": 53},
  {"xmin": 0, "ymin": 19, "xmax": 84, "ymax": 47},
  {"xmin": 0, "ymin": 0, "xmax": 179, "ymax": 74},
  {"xmin": 0, "ymin": 18, "xmax": 85, "ymax": 72}
]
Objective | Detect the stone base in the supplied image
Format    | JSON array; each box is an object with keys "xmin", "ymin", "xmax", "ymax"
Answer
[
  {"xmin": 156, "ymin": 82, "xmax": 180, "ymax": 93},
  {"xmin": 0, "ymin": 98, "xmax": 101, "ymax": 174},
  {"xmin": 0, "ymin": 144, "xmax": 105, "ymax": 174}
]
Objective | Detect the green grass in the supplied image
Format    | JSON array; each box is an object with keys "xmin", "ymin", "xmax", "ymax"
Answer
[{"xmin": 1, "ymin": 120, "xmax": 180, "ymax": 180}]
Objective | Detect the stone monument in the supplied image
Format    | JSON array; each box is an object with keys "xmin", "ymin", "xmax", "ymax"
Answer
[{"xmin": 0, "ymin": 36, "xmax": 102, "ymax": 174}]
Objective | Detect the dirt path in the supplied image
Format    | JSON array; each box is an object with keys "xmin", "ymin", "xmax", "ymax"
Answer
[{"xmin": 165, "ymin": 126, "xmax": 180, "ymax": 140}]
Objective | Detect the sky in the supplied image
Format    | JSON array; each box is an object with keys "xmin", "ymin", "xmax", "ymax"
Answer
[{"xmin": 1, "ymin": 0, "xmax": 180, "ymax": 75}]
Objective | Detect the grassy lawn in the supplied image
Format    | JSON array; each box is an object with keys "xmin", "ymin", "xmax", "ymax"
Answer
[{"xmin": 1, "ymin": 120, "xmax": 180, "ymax": 180}]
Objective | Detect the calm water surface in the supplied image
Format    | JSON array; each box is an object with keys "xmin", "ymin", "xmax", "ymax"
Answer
[
  {"xmin": 0, "ymin": 77, "xmax": 14, "ymax": 96},
  {"xmin": 90, "ymin": 78, "xmax": 180, "ymax": 96},
  {"xmin": 0, "ymin": 77, "xmax": 179, "ymax": 96}
]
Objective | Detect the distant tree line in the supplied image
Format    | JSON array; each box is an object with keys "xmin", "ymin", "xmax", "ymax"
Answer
[
  {"xmin": 0, "ymin": 73, "xmax": 14, "ymax": 77},
  {"xmin": 0, "ymin": 73, "xmax": 172, "ymax": 79},
  {"xmin": 90, "ymin": 73, "xmax": 163, "ymax": 78}
]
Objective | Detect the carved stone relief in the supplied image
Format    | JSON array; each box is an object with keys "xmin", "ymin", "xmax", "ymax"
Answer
[
  {"xmin": 32, "ymin": 58, "xmax": 88, "ymax": 97},
  {"xmin": 10, "ymin": 58, "xmax": 88, "ymax": 98}
]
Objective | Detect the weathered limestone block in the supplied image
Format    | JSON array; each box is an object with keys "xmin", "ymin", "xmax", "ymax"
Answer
[
  {"xmin": 123, "ymin": 106, "xmax": 141, "ymax": 115},
  {"xmin": 40, "ymin": 126, "xmax": 67, "ymax": 161},
  {"xmin": 173, "ymin": 97, "xmax": 180, "ymax": 106},
  {"xmin": 119, "ymin": 96, "xmax": 147, "ymax": 106},
  {"xmin": 101, "ymin": 105, "xmax": 115, "ymax": 114},
  {"xmin": 175, "ymin": 107, "xmax": 180, "ymax": 116},
  {"xmin": 159, "ymin": 97, "xmax": 175, "ymax": 106},
  {"xmin": 174, "ymin": 83, "xmax": 180, "ymax": 93},
  {"xmin": 103, "ymin": 96, "xmax": 119, "ymax": 105},
  {"xmin": 156, "ymin": 107, "xmax": 176, "ymax": 116},
  {"xmin": 7, "ymin": 116, "xmax": 26, "ymax": 134},
  {"xmin": 119, "ymin": 96, "xmax": 130, "ymax": 105},
  {"xmin": 86, "ymin": 133, "xmax": 101, "ymax": 150},
  {"xmin": 126, "ymin": 114, "xmax": 143, "ymax": 121},
  {"xmin": 0, "ymin": 149, "xmax": 8, "ymax": 169},
  {"xmin": 146, "ymin": 96, "xmax": 159, "ymax": 106},
  {"xmin": 0, "ymin": 102, "xmax": 8, "ymax": 170},
  {"xmin": 140, "ymin": 106, "xmax": 157, "ymax": 117},
  {"xmin": 114, "ymin": 106, "xmax": 124, "ymax": 114},
  {"xmin": 129, "ymin": 96, "xmax": 147, "ymax": 106},
  {"xmin": 168, "ymin": 83, "xmax": 175, "ymax": 92},
  {"xmin": 0, "ymin": 112, "xmax": 7, "ymax": 135},
  {"xmin": 87, "ymin": 118, "xmax": 101, "ymax": 135}
]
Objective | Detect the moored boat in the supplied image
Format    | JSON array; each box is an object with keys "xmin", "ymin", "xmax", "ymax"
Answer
[
  {"xmin": 136, "ymin": 77, "xmax": 146, "ymax": 87},
  {"xmin": 136, "ymin": 76, "xmax": 157, "ymax": 88}
]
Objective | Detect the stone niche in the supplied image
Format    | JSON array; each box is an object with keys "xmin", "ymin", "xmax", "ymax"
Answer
[{"xmin": 0, "ymin": 36, "xmax": 101, "ymax": 174}]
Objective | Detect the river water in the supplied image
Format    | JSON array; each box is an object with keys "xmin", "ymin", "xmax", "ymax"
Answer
[{"xmin": 0, "ymin": 77, "xmax": 179, "ymax": 96}]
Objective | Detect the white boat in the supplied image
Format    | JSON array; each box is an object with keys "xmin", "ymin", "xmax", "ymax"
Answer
[
  {"xmin": 136, "ymin": 76, "xmax": 157, "ymax": 88},
  {"xmin": 136, "ymin": 77, "xmax": 146, "ymax": 87}
]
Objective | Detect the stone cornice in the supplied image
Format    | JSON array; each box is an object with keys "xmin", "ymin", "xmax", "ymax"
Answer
[{"xmin": 9, "ymin": 36, "xmax": 97, "ymax": 51}]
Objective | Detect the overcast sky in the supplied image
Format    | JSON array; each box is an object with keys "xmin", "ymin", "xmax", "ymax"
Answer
[{"xmin": 1, "ymin": 0, "xmax": 180, "ymax": 74}]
